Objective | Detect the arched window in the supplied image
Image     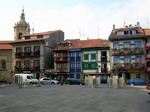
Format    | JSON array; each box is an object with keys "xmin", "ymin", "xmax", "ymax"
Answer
[
  {"xmin": 2, "ymin": 60, "xmax": 6, "ymax": 69},
  {"xmin": 18, "ymin": 33, "xmax": 22, "ymax": 39}
]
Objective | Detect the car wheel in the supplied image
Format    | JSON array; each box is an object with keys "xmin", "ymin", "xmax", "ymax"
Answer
[
  {"xmin": 40, "ymin": 82, "xmax": 43, "ymax": 85},
  {"xmin": 51, "ymin": 82, "xmax": 55, "ymax": 85},
  {"xmin": 29, "ymin": 82, "xmax": 33, "ymax": 85},
  {"xmin": 130, "ymin": 83, "xmax": 134, "ymax": 86}
]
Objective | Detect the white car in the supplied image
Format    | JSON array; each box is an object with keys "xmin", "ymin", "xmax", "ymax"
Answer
[{"xmin": 40, "ymin": 77, "xmax": 59, "ymax": 85}]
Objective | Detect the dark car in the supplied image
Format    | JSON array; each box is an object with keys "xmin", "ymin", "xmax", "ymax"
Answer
[
  {"xmin": 66, "ymin": 78, "xmax": 85, "ymax": 85},
  {"xmin": 127, "ymin": 78, "xmax": 150, "ymax": 86}
]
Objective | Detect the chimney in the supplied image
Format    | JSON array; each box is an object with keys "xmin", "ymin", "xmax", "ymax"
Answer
[
  {"xmin": 32, "ymin": 28, "xmax": 34, "ymax": 34},
  {"xmin": 137, "ymin": 22, "xmax": 140, "ymax": 28},
  {"xmin": 113, "ymin": 24, "xmax": 115, "ymax": 30}
]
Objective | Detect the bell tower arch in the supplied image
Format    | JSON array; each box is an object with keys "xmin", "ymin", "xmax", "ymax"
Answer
[{"xmin": 14, "ymin": 9, "xmax": 30, "ymax": 40}]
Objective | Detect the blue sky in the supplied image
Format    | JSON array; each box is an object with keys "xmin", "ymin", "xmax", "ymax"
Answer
[{"xmin": 0, "ymin": 0, "xmax": 150, "ymax": 40}]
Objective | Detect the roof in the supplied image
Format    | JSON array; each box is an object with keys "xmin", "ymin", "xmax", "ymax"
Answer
[
  {"xmin": 54, "ymin": 39, "xmax": 110, "ymax": 51},
  {"xmin": 9, "ymin": 38, "xmax": 44, "ymax": 44},
  {"xmin": 109, "ymin": 27, "xmax": 150, "ymax": 41},
  {"xmin": 143, "ymin": 29, "xmax": 150, "ymax": 35},
  {"xmin": 0, "ymin": 41, "xmax": 13, "ymax": 50},
  {"xmin": 23, "ymin": 30, "xmax": 62, "ymax": 37}
]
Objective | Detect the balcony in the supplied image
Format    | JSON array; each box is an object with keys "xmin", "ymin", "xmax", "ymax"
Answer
[
  {"xmin": 146, "ymin": 43, "xmax": 150, "ymax": 48},
  {"xmin": 146, "ymin": 54, "xmax": 150, "ymax": 60},
  {"xmin": 24, "ymin": 51, "xmax": 32, "ymax": 58},
  {"xmin": 15, "ymin": 66, "xmax": 23, "ymax": 73},
  {"xmin": 33, "ymin": 51, "xmax": 40, "ymax": 57},
  {"xmin": 146, "ymin": 67, "xmax": 150, "ymax": 72},
  {"xmin": 15, "ymin": 52, "xmax": 24, "ymax": 58},
  {"xmin": 101, "ymin": 57, "xmax": 107, "ymax": 62},
  {"xmin": 112, "ymin": 47, "xmax": 144, "ymax": 56},
  {"xmin": 23, "ymin": 65, "xmax": 31, "ymax": 71},
  {"xmin": 33, "ymin": 66, "xmax": 40, "ymax": 72},
  {"xmin": 54, "ymin": 57, "xmax": 68, "ymax": 62},
  {"xmin": 113, "ymin": 62, "xmax": 145, "ymax": 71},
  {"xmin": 101, "ymin": 68, "xmax": 108, "ymax": 73}
]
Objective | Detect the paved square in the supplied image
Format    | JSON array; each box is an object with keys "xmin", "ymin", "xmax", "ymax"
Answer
[{"xmin": 0, "ymin": 84, "xmax": 150, "ymax": 112}]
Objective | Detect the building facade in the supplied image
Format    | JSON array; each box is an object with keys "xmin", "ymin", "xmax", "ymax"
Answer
[
  {"xmin": 81, "ymin": 39, "xmax": 111, "ymax": 81},
  {"xmin": 0, "ymin": 41, "xmax": 13, "ymax": 83},
  {"xmin": 109, "ymin": 22, "xmax": 150, "ymax": 81},
  {"xmin": 9, "ymin": 10, "xmax": 64, "ymax": 79},
  {"xmin": 53, "ymin": 39, "xmax": 111, "ymax": 81}
]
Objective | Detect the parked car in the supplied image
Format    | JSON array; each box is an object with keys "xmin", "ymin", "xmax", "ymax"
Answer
[
  {"xmin": 127, "ymin": 78, "xmax": 150, "ymax": 86},
  {"xmin": 14, "ymin": 74, "xmax": 38, "ymax": 84},
  {"xmin": 40, "ymin": 77, "xmax": 59, "ymax": 85},
  {"xmin": 66, "ymin": 78, "xmax": 85, "ymax": 85},
  {"xmin": 0, "ymin": 80, "xmax": 7, "ymax": 84}
]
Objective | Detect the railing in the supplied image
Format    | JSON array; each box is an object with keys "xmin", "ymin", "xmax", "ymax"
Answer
[
  {"xmin": 101, "ymin": 57, "xmax": 107, "ymax": 62},
  {"xmin": 147, "ymin": 67, "xmax": 150, "ymax": 72},
  {"xmin": 146, "ymin": 54, "xmax": 150, "ymax": 58},
  {"xmin": 146, "ymin": 43, "xmax": 150, "ymax": 48},
  {"xmin": 15, "ymin": 51, "xmax": 40, "ymax": 58},
  {"xmin": 101, "ymin": 69, "xmax": 108, "ymax": 73},
  {"xmin": 54, "ymin": 57, "xmax": 68, "ymax": 62},
  {"xmin": 112, "ymin": 47, "xmax": 144, "ymax": 56}
]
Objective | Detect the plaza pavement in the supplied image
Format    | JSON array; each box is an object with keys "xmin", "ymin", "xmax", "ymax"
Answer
[{"xmin": 0, "ymin": 84, "xmax": 150, "ymax": 112}]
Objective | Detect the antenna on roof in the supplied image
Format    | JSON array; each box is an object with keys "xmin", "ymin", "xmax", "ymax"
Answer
[
  {"xmin": 32, "ymin": 22, "xmax": 35, "ymax": 34},
  {"xmin": 97, "ymin": 26, "xmax": 100, "ymax": 39},
  {"xmin": 79, "ymin": 27, "xmax": 81, "ymax": 39},
  {"xmin": 123, "ymin": 18, "xmax": 126, "ymax": 28},
  {"xmin": 146, "ymin": 18, "xmax": 149, "ymax": 28}
]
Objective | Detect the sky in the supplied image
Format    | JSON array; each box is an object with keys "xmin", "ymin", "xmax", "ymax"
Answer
[{"xmin": 0, "ymin": 0, "xmax": 150, "ymax": 40}]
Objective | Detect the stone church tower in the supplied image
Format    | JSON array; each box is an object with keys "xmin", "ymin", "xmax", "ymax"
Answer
[{"xmin": 14, "ymin": 10, "xmax": 30, "ymax": 40}]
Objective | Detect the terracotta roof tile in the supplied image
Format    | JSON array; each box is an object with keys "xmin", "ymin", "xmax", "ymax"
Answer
[
  {"xmin": 0, "ymin": 45, "xmax": 13, "ymax": 50},
  {"xmin": 0, "ymin": 41, "xmax": 13, "ymax": 50},
  {"xmin": 109, "ymin": 28, "xmax": 145, "ymax": 40},
  {"xmin": 9, "ymin": 38, "xmax": 44, "ymax": 44},
  {"xmin": 54, "ymin": 39, "xmax": 110, "ymax": 51},
  {"xmin": 23, "ymin": 30, "xmax": 62, "ymax": 37},
  {"xmin": 143, "ymin": 29, "xmax": 150, "ymax": 35}
]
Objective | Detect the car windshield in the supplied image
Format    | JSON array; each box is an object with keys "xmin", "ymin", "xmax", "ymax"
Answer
[{"xmin": 30, "ymin": 76, "xmax": 36, "ymax": 79}]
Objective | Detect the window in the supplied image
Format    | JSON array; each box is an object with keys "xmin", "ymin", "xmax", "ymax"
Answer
[
  {"xmin": 16, "ymin": 61, "xmax": 21, "ymax": 66},
  {"xmin": 69, "ymin": 74, "xmax": 74, "ymax": 78},
  {"xmin": 113, "ymin": 42, "xmax": 119, "ymax": 48},
  {"xmin": 34, "ymin": 46, "xmax": 40, "ymax": 51},
  {"xmin": 76, "ymin": 74, "xmax": 80, "ymax": 79},
  {"xmin": 71, "ymin": 63, "xmax": 75, "ymax": 69},
  {"xmin": 24, "ymin": 60, "xmax": 30, "ymax": 66},
  {"xmin": 91, "ymin": 63, "xmax": 96, "ymax": 69},
  {"xmin": 84, "ymin": 63, "xmax": 88, "ymax": 69},
  {"xmin": 2, "ymin": 60, "xmax": 6, "ymax": 69},
  {"xmin": 136, "ymin": 72, "xmax": 141, "ymax": 78},
  {"xmin": 124, "ymin": 56, "xmax": 130, "ymax": 63},
  {"xmin": 18, "ymin": 33, "xmax": 22, "ymax": 39},
  {"xmin": 24, "ymin": 47, "xmax": 31, "ymax": 52},
  {"xmin": 16, "ymin": 47, "xmax": 22, "ymax": 52},
  {"xmin": 136, "ymin": 56, "xmax": 142, "ymax": 62},
  {"xmin": 25, "ymin": 36, "xmax": 30, "ymax": 39},
  {"xmin": 33, "ymin": 60, "xmax": 40, "ymax": 66},
  {"xmin": 129, "ymin": 30, "xmax": 137, "ymax": 35},
  {"xmin": 76, "ymin": 63, "xmax": 81, "ymax": 69},
  {"xmin": 116, "ymin": 31, "xmax": 124, "ymax": 35},
  {"xmin": 123, "ymin": 42, "xmax": 130, "ymax": 48},
  {"xmin": 114, "ymin": 57, "xmax": 120, "ymax": 63},
  {"xmin": 135, "ymin": 41, "xmax": 142, "ymax": 47},
  {"xmin": 37, "ymin": 35, "xmax": 43, "ymax": 38},
  {"xmin": 91, "ymin": 54, "xmax": 96, "ymax": 60},
  {"xmin": 84, "ymin": 54, "xmax": 89, "ymax": 60},
  {"xmin": 27, "ymin": 76, "xmax": 31, "ymax": 79},
  {"xmin": 101, "ymin": 51, "xmax": 107, "ymax": 57}
]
